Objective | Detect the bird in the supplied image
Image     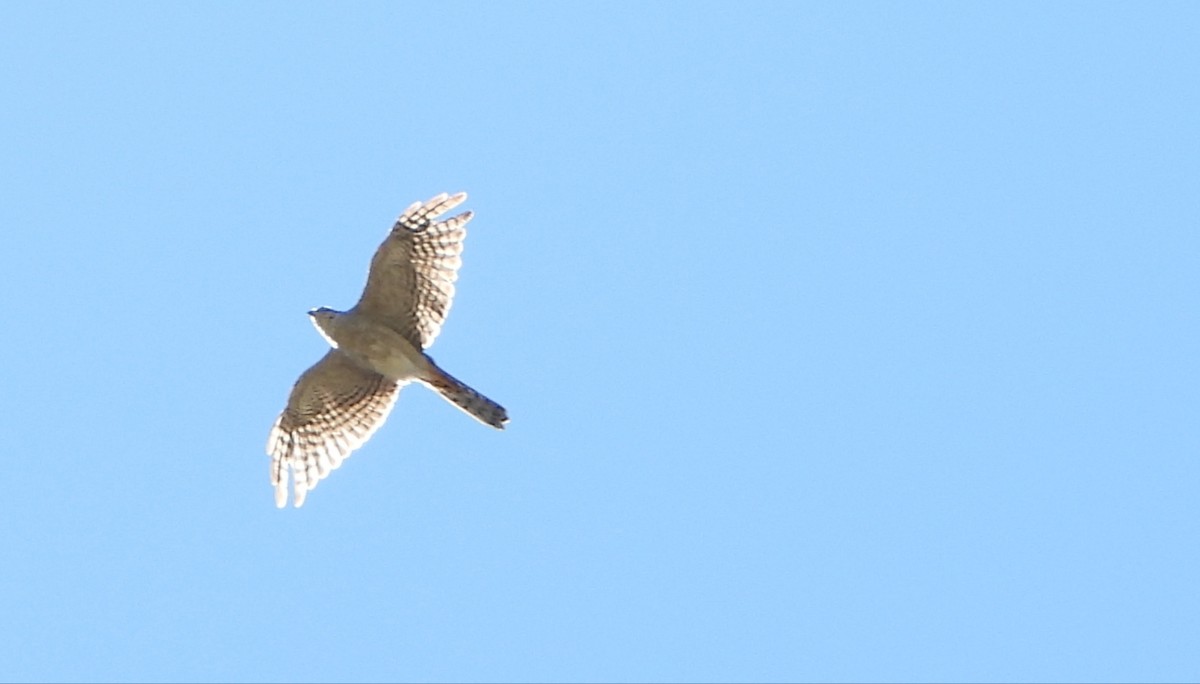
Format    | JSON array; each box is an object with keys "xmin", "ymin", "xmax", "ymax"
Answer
[{"xmin": 266, "ymin": 191, "xmax": 507, "ymax": 508}]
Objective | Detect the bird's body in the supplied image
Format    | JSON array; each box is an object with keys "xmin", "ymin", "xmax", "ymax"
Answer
[
  {"xmin": 310, "ymin": 308, "xmax": 432, "ymax": 382},
  {"xmin": 267, "ymin": 192, "xmax": 507, "ymax": 508}
]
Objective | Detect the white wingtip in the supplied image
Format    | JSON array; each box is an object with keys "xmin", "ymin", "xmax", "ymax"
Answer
[
  {"xmin": 274, "ymin": 476, "xmax": 287, "ymax": 508},
  {"xmin": 401, "ymin": 199, "xmax": 423, "ymax": 217}
]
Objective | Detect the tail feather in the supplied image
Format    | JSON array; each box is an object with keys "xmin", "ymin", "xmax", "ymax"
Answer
[{"xmin": 424, "ymin": 366, "xmax": 508, "ymax": 429}]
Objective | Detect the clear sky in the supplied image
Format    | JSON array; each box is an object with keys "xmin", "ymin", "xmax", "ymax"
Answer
[{"xmin": 2, "ymin": 2, "xmax": 1197, "ymax": 682}]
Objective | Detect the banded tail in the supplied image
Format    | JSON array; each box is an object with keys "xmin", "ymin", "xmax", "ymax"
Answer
[{"xmin": 424, "ymin": 364, "xmax": 508, "ymax": 429}]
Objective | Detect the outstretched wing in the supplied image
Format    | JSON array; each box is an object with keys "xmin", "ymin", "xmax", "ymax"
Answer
[
  {"xmin": 267, "ymin": 350, "xmax": 399, "ymax": 508},
  {"xmin": 352, "ymin": 192, "xmax": 472, "ymax": 349}
]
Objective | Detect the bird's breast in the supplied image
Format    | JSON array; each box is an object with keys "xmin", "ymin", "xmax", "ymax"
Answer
[{"xmin": 336, "ymin": 318, "xmax": 430, "ymax": 382}]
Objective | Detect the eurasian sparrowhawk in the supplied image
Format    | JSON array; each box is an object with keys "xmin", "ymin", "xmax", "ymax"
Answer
[{"xmin": 267, "ymin": 192, "xmax": 507, "ymax": 508}]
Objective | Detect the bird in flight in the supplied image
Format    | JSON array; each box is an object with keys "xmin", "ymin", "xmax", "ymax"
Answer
[{"xmin": 267, "ymin": 192, "xmax": 508, "ymax": 508}]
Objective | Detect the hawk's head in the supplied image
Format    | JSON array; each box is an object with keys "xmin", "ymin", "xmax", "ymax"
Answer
[{"xmin": 307, "ymin": 307, "xmax": 343, "ymax": 347}]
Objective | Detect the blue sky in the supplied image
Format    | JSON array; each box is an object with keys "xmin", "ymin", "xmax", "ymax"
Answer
[{"xmin": 2, "ymin": 2, "xmax": 1198, "ymax": 682}]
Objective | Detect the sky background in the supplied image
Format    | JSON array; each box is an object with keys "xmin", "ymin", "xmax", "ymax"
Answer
[{"xmin": 1, "ymin": 2, "xmax": 1198, "ymax": 682}]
